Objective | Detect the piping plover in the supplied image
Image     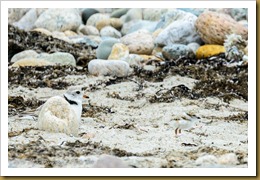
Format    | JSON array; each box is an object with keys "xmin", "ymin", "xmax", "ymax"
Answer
[
  {"xmin": 37, "ymin": 87, "xmax": 86, "ymax": 136},
  {"xmin": 171, "ymin": 112, "xmax": 201, "ymax": 136}
]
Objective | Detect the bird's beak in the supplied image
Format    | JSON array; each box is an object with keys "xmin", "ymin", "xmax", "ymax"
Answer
[{"xmin": 83, "ymin": 94, "xmax": 89, "ymax": 99}]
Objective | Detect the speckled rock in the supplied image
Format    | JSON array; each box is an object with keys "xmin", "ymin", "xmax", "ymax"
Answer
[
  {"xmin": 187, "ymin": 42, "xmax": 201, "ymax": 54},
  {"xmin": 195, "ymin": 11, "xmax": 248, "ymax": 45},
  {"xmin": 35, "ymin": 8, "xmax": 81, "ymax": 32},
  {"xmin": 155, "ymin": 20, "xmax": 202, "ymax": 46},
  {"xmin": 100, "ymin": 26, "xmax": 122, "ymax": 38},
  {"xmin": 121, "ymin": 30, "xmax": 154, "ymax": 55},
  {"xmin": 12, "ymin": 58, "xmax": 53, "ymax": 67},
  {"xmin": 111, "ymin": 8, "xmax": 129, "ymax": 18},
  {"xmin": 38, "ymin": 96, "xmax": 79, "ymax": 136},
  {"xmin": 121, "ymin": 8, "xmax": 142, "ymax": 23},
  {"xmin": 96, "ymin": 38, "xmax": 119, "ymax": 59},
  {"xmin": 162, "ymin": 44, "xmax": 195, "ymax": 60},
  {"xmin": 196, "ymin": 45, "xmax": 225, "ymax": 59},
  {"xmin": 87, "ymin": 13, "xmax": 110, "ymax": 27},
  {"xmin": 88, "ymin": 59, "xmax": 130, "ymax": 77},
  {"xmin": 121, "ymin": 20, "xmax": 158, "ymax": 35},
  {"xmin": 108, "ymin": 43, "xmax": 129, "ymax": 60},
  {"xmin": 78, "ymin": 25, "xmax": 99, "ymax": 36},
  {"xmin": 11, "ymin": 50, "xmax": 38, "ymax": 63},
  {"xmin": 96, "ymin": 18, "xmax": 123, "ymax": 31},
  {"xmin": 82, "ymin": 8, "xmax": 99, "ymax": 24}
]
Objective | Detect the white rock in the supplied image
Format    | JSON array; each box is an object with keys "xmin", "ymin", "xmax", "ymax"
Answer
[
  {"xmin": 87, "ymin": 13, "xmax": 109, "ymax": 27},
  {"xmin": 35, "ymin": 8, "xmax": 81, "ymax": 32},
  {"xmin": 195, "ymin": 155, "xmax": 218, "ymax": 166},
  {"xmin": 37, "ymin": 52, "xmax": 76, "ymax": 66},
  {"xmin": 100, "ymin": 26, "xmax": 122, "ymax": 38},
  {"xmin": 11, "ymin": 50, "xmax": 38, "ymax": 63},
  {"xmin": 92, "ymin": 154, "xmax": 129, "ymax": 168},
  {"xmin": 13, "ymin": 8, "xmax": 38, "ymax": 31},
  {"xmin": 38, "ymin": 96, "xmax": 79, "ymax": 136},
  {"xmin": 88, "ymin": 59, "xmax": 130, "ymax": 77},
  {"xmin": 218, "ymin": 153, "xmax": 239, "ymax": 165},
  {"xmin": 78, "ymin": 24, "xmax": 99, "ymax": 36}
]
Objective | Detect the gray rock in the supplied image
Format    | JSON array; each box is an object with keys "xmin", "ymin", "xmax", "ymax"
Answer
[
  {"xmin": 92, "ymin": 155, "xmax": 129, "ymax": 168},
  {"xmin": 88, "ymin": 59, "xmax": 130, "ymax": 77},
  {"xmin": 121, "ymin": 8, "xmax": 142, "ymax": 23},
  {"xmin": 35, "ymin": 8, "xmax": 81, "ymax": 32},
  {"xmin": 11, "ymin": 50, "xmax": 38, "ymax": 63},
  {"xmin": 143, "ymin": 8, "xmax": 168, "ymax": 21},
  {"xmin": 82, "ymin": 8, "xmax": 99, "ymax": 24},
  {"xmin": 13, "ymin": 8, "xmax": 38, "ymax": 31},
  {"xmin": 37, "ymin": 52, "xmax": 76, "ymax": 66},
  {"xmin": 87, "ymin": 13, "xmax": 109, "ymax": 27},
  {"xmin": 155, "ymin": 20, "xmax": 202, "ymax": 46},
  {"xmin": 121, "ymin": 30, "xmax": 154, "ymax": 55},
  {"xmin": 100, "ymin": 26, "xmax": 122, "ymax": 38},
  {"xmin": 162, "ymin": 44, "xmax": 195, "ymax": 60},
  {"xmin": 8, "ymin": 8, "xmax": 30, "ymax": 24},
  {"xmin": 78, "ymin": 25, "xmax": 99, "ymax": 36},
  {"xmin": 111, "ymin": 8, "xmax": 129, "ymax": 18},
  {"xmin": 96, "ymin": 38, "xmax": 119, "ymax": 59},
  {"xmin": 187, "ymin": 42, "xmax": 201, "ymax": 54},
  {"xmin": 121, "ymin": 20, "xmax": 158, "ymax": 35}
]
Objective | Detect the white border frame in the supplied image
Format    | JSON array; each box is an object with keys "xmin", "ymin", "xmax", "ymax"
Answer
[{"xmin": 1, "ymin": 0, "xmax": 256, "ymax": 176}]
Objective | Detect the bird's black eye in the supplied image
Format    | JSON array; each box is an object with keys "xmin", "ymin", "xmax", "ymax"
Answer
[{"xmin": 76, "ymin": 91, "xmax": 80, "ymax": 94}]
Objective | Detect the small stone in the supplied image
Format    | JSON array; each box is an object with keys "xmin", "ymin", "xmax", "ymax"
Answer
[
  {"xmin": 111, "ymin": 8, "xmax": 129, "ymax": 18},
  {"xmin": 13, "ymin": 8, "xmax": 38, "ymax": 31},
  {"xmin": 78, "ymin": 25, "xmax": 99, "ymax": 36},
  {"xmin": 37, "ymin": 52, "xmax": 76, "ymax": 66},
  {"xmin": 162, "ymin": 44, "xmax": 195, "ymax": 60},
  {"xmin": 11, "ymin": 50, "xmax": 38, "ymax": 63},
  {"xmin": 187, "ymin": 42, "xmax": 201, "ymax": 54},
  {"xmin": 92, "ymin": 154, "xmax": 129, "ymax": 168},
  {"xmin": 38, "ymin": 96, "xmax": 79, "ymax": 136},
  {"xmin": 195, "ymin": 11, "xmax": 248, "ymax": 45},
  {"xmin": 8, "ymin": 8, "xmax": 30, "ymax": 24},
  {"xmin": 122, "ymin": 8, "xmax": 142, "ymax": 23},
  {"xmin": 87, "ymin": 13, "xmax": 109, "ymax": 27},
  {"xmin": 35, "ymin": 8, "xmax": 81, "ymax": 32},
  {"xmin": 88, "ymin": 59, "xmax": 130, "ymax": 77},
  {"xmin": 82, "ymin": 8, "xmax": 99, "ymax": 24},
  {"xmin": 108, "ymin": 43, "xmax": 129, "ymax": 60},
  {"xmin": 100, "ymin": 26, "xmax": 122, "ymax": 38},
  {"xmin": 121, "ymin": 20, "xmax": 158, "ymax": 35},
  {"xmin": 218, "ymin": 153, "xmax": 239, "ymax": 165},
  {"xmin": 96, "ymin": 38, "xmax": 119, "ymax": 59},
  {"xmin": 196, "ymin": 45, "xmax": 225, "ymax": 59},
  {"xmin": 12, "ymin": 58, "xmax": 53, "ymax": 67},
  {"xmin": 121, "ymin": 30, "xmax": 154, "ymax": 55},
  {"xmin": 96, "ymin": 18, "xmax": 123, "ymax": 31}
]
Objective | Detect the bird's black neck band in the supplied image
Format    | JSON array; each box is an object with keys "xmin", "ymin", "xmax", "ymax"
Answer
[{"xmin": 64, "ymin": 95, "xmax": 78, "ymax": 105}]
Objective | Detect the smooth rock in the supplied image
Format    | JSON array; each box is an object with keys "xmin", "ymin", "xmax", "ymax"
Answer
[
  {"xmin": 162, "ymin": 44, "xmax": 195, "ymax": 60},
  {"xmin": 12, "ymin": 58, "xmax": 53, "ymax": 67},
  {"xmin": 121, "ymin": 8, "xmax": 143, "ymax": 23},
  {"xmin": 78, "ymin": 25, "xmax": 99, "ymax": 36},
  {"xmin": 8, "ymin": 8, "xmax": 30, "ymax": 24},
  {"xmin": 96, "ymin": 38, "xmax": 119, "ymax": 59},
  {"xmin": 96, "ymin": 18, "xmax": 123, "ymax": 31},
  {"xmin": 37, "ymin": 52, "xmax": 76, "ymax": 66},
  {"xmin": 121, "ymin": 20, "xmax": 158, "ymax": 35},
  {"xmin": 111, "ymin": 8, "xmax": 129, "ymax": 18},
  {"xmin": 218, "ymin": 153, "xmax": 238, "ymax": 165},
  {"xmin": 88, "ymin": 59, "xmax": 130, "ymax": 77},
  {"xmin": 100, "ymin": 26, "xmax": 122, "ymax": 38},
  {"xmin": 108, "ymin": 43, "xmax": 129, "ymax": 60},
  {"xmin": 196, "ymin": 45, "xmax": 225, "ymax": 59},
  {"xmin": 143, "ymin": 8, "xmax": 168, "ymax": 21},
  {"xmin": 82, "ymin": 8, "xmax": 99, "ymax": 24},
  {"xmin": 195, "ymin": 155, "xmax": 218, "ymax": 166},
  {"xmin": 38, "ymin": 96, "xmax": 79, "ymax": 136},
  {"xmin": 155, "ymin": 20, "xmax": 202, "ymax": 46},
  {"xmin": 187, "ymin": 42, "xmax": 201, "ymax": 54},
  {"xmin": 35, "ymin": 8, "xmax": 81, "ymax": 32},
  {"xmin": 121, "ymin": 30, "xmax": 154, "ymax": 55},
  {"xmin": 87, "ymin": 13, "xmax": 110, "ymax": 27},
  {"xmin": 11, "ymin": 50, "xmax": 38, "ymax": 63},
  {"xmin": 92, "ymin": 154, "xmax": 129, "ymax": 168},
  {"xmin": 13, "ymin": 8, "xmax": 38, "ymax": 31},
  {"xmin": 195, "ymin": 11, "xmax": 248, "ymax": 45}
]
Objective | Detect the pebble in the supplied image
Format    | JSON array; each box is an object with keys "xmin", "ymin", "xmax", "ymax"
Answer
[
  {"xmin": 37, "ymin": 52, "xmax": 76, "ymax": 66},
  {"xmin": 196, "ymin": 45, "xmax": 225, "ymax": 59},
  {"xmin": 96, "ymin": 18, "xmax": 123, "ymax": 31},
  {"xmin": 96, "ymin": 38, "xmax": 119, "ymax": 59},
  {"xmin": 121, "ymin": 20, "xmax": 158, "ymax": 35},
  {"xmin": 162, "ymin": 44, "xmax": 195, "ymax": 60},
  {"xmin": 110, "ymin": 8, "xmax": 129, "ymax": 18},
  {"xmin": 195, "ymin": 11, "xmax": 248, "ymax": 45},
  {"xmin": 143, "ymin": 8, "xmax": 168, "ymax": 21},
  {"xmin": 35, "ymin": 8, "xmax": 81, "ymax": 32},
  {"xmin": 8, "ymin": 8, "xmax": 30, "ymax": 24},
  {"xmin": 88, "ymin": 59, "xmax": 130, "ymax": 77},
  {"xmin": 108, "ymin": 43, "xmax": 129, "ymax": 60},
  {"xmin": 82, "ymin": 8, "xmax": 99, "ymax": 24},
  {"xmin": 92, "ymin": 154, "xmax": 129, "ymax": 168},
  {"xmin": 187, "ymin": 42, "xmax": 201, "ymax": 54},
  {"xmin": 37, "ymin": 96, "xmax": 79, "ymax": 136},
  {"xmin": 64, "ymin": 30, "xmax": 77, "ymax": 37},
  {"xmin": 77, "ymin": 25, "xmax": 99, "ymax": 36},
  {"xmin": 11, "ymin": 58, "xmax": 53, "ymax": 67},
  {"xmin": 87, "ymin": 13, "xmax": 110, "ymax": 27},
  {"xmin": 121, "ymin": 8, "xmax": 142, "ymax": 23},
  {"xmin": 13, "ymin": 8, "xmax": 38, "ymax": 31},
  {"xmin": 100, "ymin": 26, "xmax": 122, "ymax": 38},
  {"xmin": 155, "ymin": 20, "xmax": 202, "ymax": 46},
  {"xmin": 121, "ymin": 30, "xmax": 154, "ymax": 55},
  {"xmin": 11, "ymin": 50, "xmax": 38, "ymax": 63}
]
